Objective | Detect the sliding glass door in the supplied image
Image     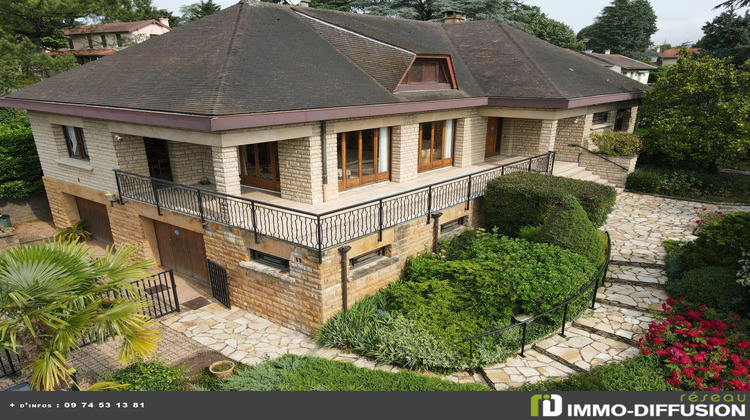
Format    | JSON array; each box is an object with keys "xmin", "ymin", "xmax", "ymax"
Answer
[
  {"xmin": 239, "ymin": 142, "xmax": 280, "ymax": 191},
  {"xmin": 418, "ymin": 120, "xmax": 454, "ymax": 172},
  {"xmin": 337, "ymin": 128, "xmax": 390, "ymax": 191}
]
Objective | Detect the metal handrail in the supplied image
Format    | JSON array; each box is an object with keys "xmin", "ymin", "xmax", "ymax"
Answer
[
  {"xmin": 463, "ymin": 231, "xmax": 611, "ymax": 368},
  {"xmin": 114, "ymin": 151, "xmax": 555, "ymax": 258},
  {"xmin": 568, "ymin": 144, "xmax": 629, "ymax": 171}
]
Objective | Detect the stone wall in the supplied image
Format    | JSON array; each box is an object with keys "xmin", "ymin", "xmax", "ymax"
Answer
[
  {"xmin": 554, "ymin": 115, "xmax": 592, "ymax": 162},
  {"xmin": 211, "ymin": 146, "xmax": 241, "ymax": 196},
  {"xmin": 454, "ymin": 109, "xmax": 488, "ymax": 167},
  {"xmin": 391, "ymin": 119, "xmax": 419, "ymax": 183},
  {"xmin": 169, "ymin": 141, "xmax": 214, "ymax": 185},
  {"xmin": 114, "ymin": 134, "xmax": 149, "ymax": 176},
  {"xmin": 502, "ymin": 118, "xmax": 548, "ymax": 156},
  {"xmin": 278, "ymin": 134, "xmax": 324, "ymax": 205},
  {"xmin": 578, "ymin": 153, "xmax": 637, "ymax": 188}
]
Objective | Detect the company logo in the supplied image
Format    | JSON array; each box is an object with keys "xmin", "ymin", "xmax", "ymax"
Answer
[{"xmin": 531, "ymin": 394, "xmax": 563, "ymax": 417}]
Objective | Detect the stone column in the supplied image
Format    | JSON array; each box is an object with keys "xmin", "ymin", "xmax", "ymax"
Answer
[
  {"xmin": 538, "ymin": 119, "xmax": 558, "ymax": 153},
  {"xmin": 322, "ymin": 123, "xmax": 339, "ymax": 202},
  {"xmin": 391, "ymin": 118, "xmax": 419, "ymax": 183},
  {"xmin": 625, "ymin": 106, "xmax": 639, "ymax": 133},
  {"xmin": 211, "ymin": 146, "xmax": 241, "ymax": 196},
  {"xmin": 554, "ymin": 115, "xmax": 590, "ymax": 162},
  {"xmin": 278, "ymin": 137, "xmax": 324, "ymax": 205},
  {"xmin": 454, "ymin": 109, "xmax": 488, "ymax": 168}
]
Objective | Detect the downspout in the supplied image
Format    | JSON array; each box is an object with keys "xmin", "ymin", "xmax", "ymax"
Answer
[
  {"xmin": 339, "ymin": 246, "xmax": 351, "ymax": 311},
  {"xmin": 321, "ymin": 121, "xmax": 328, "ymax": 185}
]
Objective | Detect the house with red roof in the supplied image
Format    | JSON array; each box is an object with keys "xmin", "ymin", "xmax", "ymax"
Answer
[{"xmin": 659, "ymin": 48, "xmax": 702, "ymax": 66}]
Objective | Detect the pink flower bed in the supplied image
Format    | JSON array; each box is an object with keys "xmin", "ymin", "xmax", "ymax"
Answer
[{"xmin": 640, "ymin": 297, "xmax": 750, "ymax": 391}]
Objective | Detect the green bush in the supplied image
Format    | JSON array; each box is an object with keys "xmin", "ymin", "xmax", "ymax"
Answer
[
  {"xmin": 590, "ymin": 131, "xmax": 642, "ymax": 157},
  {"xmin": 482, "ymin": 172, "xmax": 616, "ymax": 237},
  {"xmin": 318, "ymin": 230, "xmax": 597, "ymax": 371},
  {"xmin": 55, "ymin": 220, "xmax": 93, "ymax": 243},
  {"xmin": 106, "ymin": 361, "xmax": 187, "ymax": 391},
  {"xmin": 626, "ymin": 170, "xmax": 662, "ymax": 193},
  {"xmin": 219, "ymin": 355, "xmax": 489, "ymax": 391},
  {"xmin": 671, "ymin": 266, "xmax": 750, "ymax": 316},
  {"xmin": 535, "ymin": 196, "xmax": 607, "ymax": 265},
  {"xmin": 681, "ymin": 211, "xmax": 750, "ymax": 269},
  {"xmin": 514, "ymin": 355, "xmax": 672, "ymax": 391},
  {"xmin": 0, "ymin": 123, "xmax": 44, "ymax": 199}
]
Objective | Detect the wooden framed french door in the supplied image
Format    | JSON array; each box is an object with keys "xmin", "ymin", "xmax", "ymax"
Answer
[
  {"xmin": 485, "ymin": 117, "xmax": 504, "ymax": 158},
  {"xmin": 337, "ymin": 128, "xmax": 391, "ymax": 191},
  {"xmin": 239, "ymin": 142, "xmax": 280, "ymax": 191},
  {"xmin": 418, "ymin": 120, "xmax": 455, "ymax": 172}
]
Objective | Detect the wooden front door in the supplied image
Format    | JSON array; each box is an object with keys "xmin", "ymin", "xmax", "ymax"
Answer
[
  {"xmin": 485, "ymin": 117, "xmax": 504, "ymax": 158},
  {"xmin": 239, "ymin": 142, "xmax": 280, "ymax": 191},
  {"xmin": 74, "ymin": 197, "xmax": 114, "ymax": 244},
  {"xmin": 144, "ymin": 138, "xmax": 173, "ymax": 181},
  {"xmin": 153, "ymin": 221, "xmax": 209, "ymax": 281}
]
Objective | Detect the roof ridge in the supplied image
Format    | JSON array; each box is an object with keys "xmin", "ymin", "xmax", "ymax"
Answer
[
  {"xmin": 498, "ymin": 22, "xmax": 566, "ymax": 99},
  {"xmin": 209, "ymin": 3, "xmax": 245, "ymax": 116}
]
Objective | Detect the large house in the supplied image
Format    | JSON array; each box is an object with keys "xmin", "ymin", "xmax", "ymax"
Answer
[
  {"xmin": 0, "ymin": 2, "xmax": 647, "ymax": 334},
  {"xmin": 49, "ymin": 18, "xmax": 171, "ymax": 64},
  {"xmin": 579, "ymin": 50, "xmax": 655, "ymax": 84},
  {"xmin": 659, "ymin": 47, "xmax": 702, "ymax": 66}
]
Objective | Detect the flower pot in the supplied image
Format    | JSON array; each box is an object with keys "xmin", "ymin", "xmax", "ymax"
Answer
[{"xmin": 209, "ymin": 361, "xmax": 235, "ymax": 379}]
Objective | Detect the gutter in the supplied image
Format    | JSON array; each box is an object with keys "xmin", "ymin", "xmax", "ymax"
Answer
[{"xmin": 0, "ymin": 91, "xmax": 645, "ymax": 133}]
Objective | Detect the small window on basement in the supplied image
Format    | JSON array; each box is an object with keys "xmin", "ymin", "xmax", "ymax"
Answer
[
  {"xmin": 398, "ymin": 57, "xmax": 455, "ymax": 91},
  {"xmin": 350, "ymin": 247, "xmax": 387, "ymax": 269},
  {"xmin": 251, "ymin": 250, "xmax": 289, "ymax": 271},
  {"xmin": 441, "ymin": 216, "xmax": 467, "ymax": 233},
  {"xmin": 592, "ymin": 112, "xmax": 609, "ymax": 125}
]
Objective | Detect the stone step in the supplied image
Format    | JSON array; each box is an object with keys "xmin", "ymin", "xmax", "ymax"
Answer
[
  {"xmin": 598, "ymin": 281, "xmax": 667, "ymax": 312},
  {"xmin": 608, "ymin": 263, "xmax": 668, "ymax": 286},
  {"xmin": 573, "ymin": 303, "xmax": 658, "ymax": 346},
  {"xmin": 480, "ymin": 348, "xmax": 577, "ymax": 391},
  {"xmin": 556, "ymin": 166, "xmax": 589, "ymax": 178},
  {"xmin": 532, "ymin": 326, "xmax": 640, "ymax": 372},
  {"xmin": 610, "ymin": 259, "xmax": 666, "ymax": 269}
]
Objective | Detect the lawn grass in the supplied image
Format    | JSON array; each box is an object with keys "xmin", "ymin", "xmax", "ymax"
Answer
[
  {"xmin": 509, "ymin": 355, "xmax": 673, "ymax": 391},
  {"xmin": 215, "ymin": 355, "xmax": 490, "ymax": 391}
]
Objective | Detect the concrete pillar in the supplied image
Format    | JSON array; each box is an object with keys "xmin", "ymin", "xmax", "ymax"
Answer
[
  {"xmin": 211, "ymin": 145, "xmax": 241, "ymax": 196},
  {"xmin": 278, "ymin": 137, "xmax": 324, "ymax": 205},
  {"xmin": 391, "ymin": 120, "xmax": 419, "ymax": 183}
]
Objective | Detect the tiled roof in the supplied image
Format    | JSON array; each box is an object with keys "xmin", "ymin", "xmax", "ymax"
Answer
[
  {"xmin": 660, "ymin": 48, "xmax": 701, "ymax": 58},
  {"xmin": 580, "ymin": 52, "xmax": 657, "ymax": 70},
  {"xmin": 48, "ymin": 49, "xmax": 117, "ymax": 56},
  {"xmin": 64, "ymin": 20, "xmax": 169, "ymax": 35},
  {"xmin": 6, "ymin": 2, "xmax": 648, "ymax": 117}
]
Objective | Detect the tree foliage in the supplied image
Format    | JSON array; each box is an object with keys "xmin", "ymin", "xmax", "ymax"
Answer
[
  {"xmin": 0, "ymin": 110, "xmax": 44, "ymax": 199},
  {"xmin": 577, "ymin": 0, "xmax": 657, "ymax": 60},
  {"xmin": 696, "ymin": 9, "xmax": 750, "ymax": 65},
  {"xmin": 715, "ymin": 0, "xmax": 750, "ymax": 9},
  {"xmin": 639, "ymin": 54, "xmax": 750, "ymax": 170},
  {"xmin": 180, "ymin": 0, "xmax": 221, "ymax": 23}
]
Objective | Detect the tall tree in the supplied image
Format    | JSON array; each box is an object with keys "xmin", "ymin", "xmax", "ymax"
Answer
[
  {"xmin": 715, "ymin": 0, "xmax": 750, "ymax": 9},
  {"xmin": 696, "ymin": 10, "xmax": 750, "ymax": 65},
  {"xmin": 354, "ymin": 0, "xmax": 449, "ymax": 21},
  {"xmin": 504, "ymin": 6, "xmax": 584, "ymax": 50},
  {"xmin": 96, "ymin": 0, "xmax": 178, "ymax": 25},
  {"xmin": 576, "ymin": 0, "xmax": 657, "ymax": 60},
  {"xmin": 180, "ymin": 0, "xmax": 221, "ymax": 23}
]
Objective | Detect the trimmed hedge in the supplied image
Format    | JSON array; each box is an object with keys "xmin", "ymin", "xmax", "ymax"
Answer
[
  {"xmin": 681, "ymin": 211, "xmax": 750, "ymax": 269},
  {"xmin": 669, "ymin": 266, "xmax": 750, "ymax": 316},
  {"xmin": 625, "ymin": 170, "xmax": 662, "ymax": 193},
  {"xmin": 535, "ymin": 195, "xmax": 607, "ymax": 266},
  {"xmin": 482, "ymin": 172, "xmax": 616, "ymax": 237},
  {"xmin": 590, "ymin": 131, "xmax": 642, "ymax": 157}
]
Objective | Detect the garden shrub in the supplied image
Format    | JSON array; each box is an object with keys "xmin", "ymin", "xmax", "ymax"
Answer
[
  {"xmin": 590, "ymin": 131, "xmax": 642, "ymax": 157},
  {"xmin": 0, "ymin": 123, "xmax": 44, "ymax": 199},
  {"xmin": 626, "ymin": 170, "xmax": 662, "ymax": 193},
  {"xmin": 670, "ymin": 266, "xmax": 750, "ymax": 316},
  {"xmin": 640, "ymin": 298, "xmax": 750, "ymax": 391},
  {"xmin": 318, "ymin": 230, "xmax": 598, "ymax": 371},
  {"xmin": 681, "ymin": 211, "xmax": 750, "ymax": 269},
  {"xmin": 534, "ymin": 195, "xmax": 607, "ymax": 266},
  {"xmin": 106, "ymin": 361, "xmax": 187, "ymax": 391},
  {"xmin": 738, "ymin": 250, "xmax": 750, "ymax": 288},
  {"xmin": 482, "ymin": 172, "xmax": 616, "ymax": 236}
]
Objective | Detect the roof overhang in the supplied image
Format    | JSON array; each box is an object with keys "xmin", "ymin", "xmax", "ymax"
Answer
[{"xmin": 0, "ymin": 91, "xmax": 645, "ymax": 132}]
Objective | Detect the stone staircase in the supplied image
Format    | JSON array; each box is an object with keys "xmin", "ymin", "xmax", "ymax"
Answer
[
  {"xmin": 479, "ymin": 261, "xmax": 667, "ymax": 391},
  {"xmin": 552, "ymin": 161, "xmax": 611, "ymax": 186}
]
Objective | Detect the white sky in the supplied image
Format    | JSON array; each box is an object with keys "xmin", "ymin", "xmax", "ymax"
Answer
[{"xmin": 154, "ymin": 0, "xmax": 749, "ymax": 45}]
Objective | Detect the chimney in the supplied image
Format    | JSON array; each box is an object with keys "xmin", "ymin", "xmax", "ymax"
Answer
[
  {"xmin": 442, "ymin": 11, "xmax": 467, "ymax": 23},
  {"xmin": 158, "ymin": 17, "xmax": 170, "ymax": 28},
  {"xmin": 605, "ymin": 49, "xmax": 611, "ymax": 55}
]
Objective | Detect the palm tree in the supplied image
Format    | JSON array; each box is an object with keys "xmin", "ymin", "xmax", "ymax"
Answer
[{"xmin": 0, "ymin": 240, "xmax": 161, "ymax": 390}]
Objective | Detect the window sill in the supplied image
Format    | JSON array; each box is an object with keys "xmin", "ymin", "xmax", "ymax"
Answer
[
  {"xmin": 55, "ymin": 157, "xmax": 93, "ymax": 171},
  {"xmin": 239, "ymin": 260, "xmax": 293, "ymax": 282},
  {"xmin": 350, "ymin": 256, "xmax": 399, "ymax": 280},
  {"xmin": 591, "ymin": 123, "xmax": 614, "ymax": 131}
]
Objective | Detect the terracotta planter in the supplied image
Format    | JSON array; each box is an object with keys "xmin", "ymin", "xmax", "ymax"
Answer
[{"xmin": 209, "ymin": 361, "xmax": 235, "ymax": 379}]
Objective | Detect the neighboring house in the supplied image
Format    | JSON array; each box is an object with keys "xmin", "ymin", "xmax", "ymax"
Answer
[
  {"xmin": 644, "ymin": 48, "xmax": 660, "ymax": 63},
  {"xmin": 579, "ymin": 50, "xmax": 656, "ymax": 84},
  {"xmin": 0, "ymin": 2, "xmax": 647, "ymax": 335},
  {"xmin": 49, "ymin": 18, "xmax": 171, "ymax": 64},
  {"xmin": 659, "ymin": 48, "xmax": 701, "ymax": 66}
]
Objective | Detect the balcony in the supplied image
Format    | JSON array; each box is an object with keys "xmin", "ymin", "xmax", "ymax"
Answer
[{"xmin": 114, "ymin": 152, "xmax": 555, "ymax": 260}]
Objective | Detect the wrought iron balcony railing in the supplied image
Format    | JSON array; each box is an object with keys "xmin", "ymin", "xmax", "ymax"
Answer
[{"xmin": 114, "ymin": 151, "xmax": 555, "ymax": 261}]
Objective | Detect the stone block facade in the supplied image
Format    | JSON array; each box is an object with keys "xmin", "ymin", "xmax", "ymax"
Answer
[
  {"xmin": 278, "ymin": 134, "xmax": 324, "ymax": 205},
  {"xmin": 554, "ymin": 115, "xmax": 592, "ymax": 162},
  {"xmin": 578, "ymin": 154, "xmax": 638, "ymax": 188},
  {"xmin": 502, "ymin": 118, "xmax": 557, "ymax": 156},
  {"xmin": 391, "ymin": 120, "xmax": 419, "ymax": 183},
  {"xmin": 211, "ymin": 146, "xmax": 241, "ymax": 196},
  {"xmin": 169, "ymin": 142, "xmax": 215, "ymax": 185},
  {"xmin": 454, "ymin": 109, "xmax": 488, "ymax": 167}
]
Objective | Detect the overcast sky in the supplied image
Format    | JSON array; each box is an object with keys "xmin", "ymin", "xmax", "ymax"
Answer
[{"xmin": 154, "ymin": 0, "xmax": 748, "ymax": 46}]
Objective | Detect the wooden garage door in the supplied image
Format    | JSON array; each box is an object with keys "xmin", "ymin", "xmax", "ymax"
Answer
[
  {"xmin": 153, "ymin": 221, "xmax": 209, "ymax": 281},
  {"xmin": 74, "ymin": 197, "xmax": 114, "ymax": 244}
]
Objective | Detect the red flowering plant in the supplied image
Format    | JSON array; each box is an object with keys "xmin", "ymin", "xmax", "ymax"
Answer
[
  {"xmin": 639, "ymin": 297, "xmax": 750, "ymax": 391},
  {"xmin": 691, "ymin": 207, "xmax": 725, "ymax": 234}
]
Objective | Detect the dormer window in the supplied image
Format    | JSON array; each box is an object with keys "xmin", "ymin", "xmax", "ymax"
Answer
[{"xmin": 397, "ymin": 56, "xmax": 457, "ymax": 92}]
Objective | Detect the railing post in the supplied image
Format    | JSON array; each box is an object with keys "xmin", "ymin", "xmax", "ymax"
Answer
[
  {"xmin": 431, "ymin": 212, "xmax": 443, "ymax": 253},
  {"xmin": 168, "ymin": 269, "xmax": 180, "ymax": 312},
  {"xmin": 591, "ymin": 273, "xmax": 600, "ymax": 310},
  {"xmin": 519, "ymin": 322, "xmax": 527, "ymax": 357},
  {"xmin": 378, "ymin": 199, "xmax": 384, "ymax": 242},
  {"xmin": 528, "ymin": 157, "xmax": 533, "ymax": 172},
  {"xmin": 468, "ymin": 339, "xmax": 474, "ymax": 371},
  {"xmin": 426, "ymin": 186, "xmax": 433, "ymax": 224},
  {"xmin": 465, "ymin": 175, "xmax": 472, "ymax": 210},
  {"xmin": 549, "ymin": 151, "xmax": 556, "ymax": 175},
  {"xmin": 251, "ymin": 202, "xmax": 259, "ymax": 244},
  {"xmin": 152, "ymin": 182, "xmax": 162, "ymax": 216},
  {"xmin": 197, "ymin": 189, "xmax": 205, "ymax": 225},
  {"xmin": 501, "ymin": 166, "xmax": 506, "ymax": 176},
  {"xmin": 317, "ymin": 215, "xmax": 323, "ymax": 264},
  {"xmin": 114, "ymin": 170, "xmax": 124, "ymax": 205},
  {"xmin": 559, "ymin": 303, "xmax": 568, "ymax": 338}
]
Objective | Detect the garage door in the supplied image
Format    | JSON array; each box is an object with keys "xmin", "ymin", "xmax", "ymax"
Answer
[
  {"xmin": 153, "ymin": 221, "xmax": 209, "ymax": 281},
  {"xmin": 74, "ymin": 197, "xmax": 114, "ymax": 244}
]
